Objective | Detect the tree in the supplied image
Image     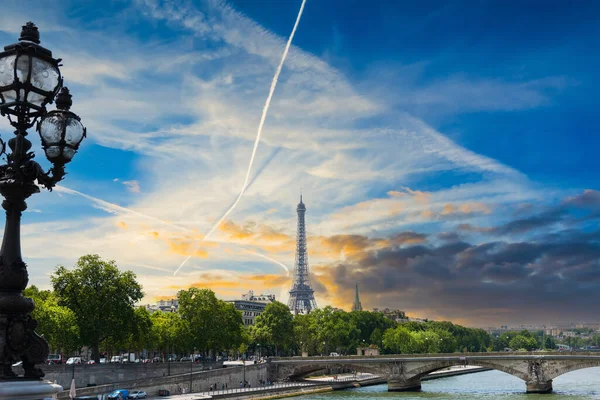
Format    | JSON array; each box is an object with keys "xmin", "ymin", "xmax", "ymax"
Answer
[
  {"xmin": 382, "ymin": 325, "xmax": 413, "ymax": 354},
  {"xmin": 51, "ymin": 254, "xmax": 143, "ymax": 362},
  {"xmin": 24, "ymin": 286, "xmax": 79, "ymax": 354},
  {"xmin": 293, "ymin": 313, "xmax": 316, "ymax": 355},
  {"xmin": 214, "ymin": 301, "xmax": 245, "ymax": 352},
  {"xmin": 544, "ymin": 335, "xmax": 556, "ymax": 350},
  {"xmin": 177, "ymin": 288, "xmax": 223, "ymax": 354},
  {"xmin": 254, "ymin": 301, "xmax": 294, "ymax": 355},
  {"xmin": 150, "ymin": 311, "xmax": 189, "ymax": 357},
  {"xmin": 128, "ymin": 307, "xmax": 154, "ymax": 354},
  {"xmin": 509, "ymin": 335, "xmax": 538, "ymax": 351}
]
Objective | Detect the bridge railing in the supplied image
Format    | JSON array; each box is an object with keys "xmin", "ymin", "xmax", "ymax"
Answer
[{"xmin": 274, "ymin": 351, "xmax": 600, "ymax": 361}]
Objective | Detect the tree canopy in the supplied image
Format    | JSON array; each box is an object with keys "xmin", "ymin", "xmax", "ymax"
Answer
[{"xmin": 51, "ymin": 254, "xmax": 143, "ymax": 361}]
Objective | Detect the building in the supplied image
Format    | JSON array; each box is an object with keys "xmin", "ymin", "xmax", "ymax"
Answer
[
  {"xmin": 229, "ymin": 290, "xmax": 275, "ymax": 326},
  {"xmin": 140, "ymin": 298, "xmax": 178, "ymax": 313},
  {"xmin": 352, "ymin": 283, "xmax": 363, "ymax": 311},
  {"xmin": 357, "ymin": 346, "xmax": 380, "ymax": 356},
  {"xmin": 373, "ymin": 308, "xmax": 407, "ymax": 323},
  {"xmin": 288, "ymin": 195, "xmax": 318, "ymax": 314}
]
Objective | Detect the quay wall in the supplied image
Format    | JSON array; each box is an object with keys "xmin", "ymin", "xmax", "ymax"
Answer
[
  {"xmin": 55, "ymin": 363, "xmax": 268, "ymax": 399},
  {"xmin": 14, "ymin": 361, "xmax": 222, "ymax": 391}
]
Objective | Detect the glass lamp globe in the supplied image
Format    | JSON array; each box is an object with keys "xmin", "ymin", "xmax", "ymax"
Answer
[
  {"xmin": 0, "ymin": 22, "xmax": 61, "ymax": 117},
  {"xmin": 38, "ymin": 87, "xmax": 86, "ymax": 164}
]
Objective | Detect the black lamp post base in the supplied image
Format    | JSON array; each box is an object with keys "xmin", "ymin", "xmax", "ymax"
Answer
[
  {"xmin": 0, "ymin": 312, "xmax": 48, "ymax": 380},
  {"xmin": 0, "ymin": 180, "xmax": 49, "ymax": 380}
]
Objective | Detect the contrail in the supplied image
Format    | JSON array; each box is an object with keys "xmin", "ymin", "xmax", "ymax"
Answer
[
  {"xmin": 55, "ymin": 185, "xmax": 189, "ymax": 232},
  {"xmin": 174, "ymin": 0, "xmax": 308, "ymax": 276},
  {"xmin": 57, "ymin": 185, "xmax": 291, "ymax": 275},
  {"xmin": 244, "ymin": 250, "xmax": 290, "ymax": 276}
]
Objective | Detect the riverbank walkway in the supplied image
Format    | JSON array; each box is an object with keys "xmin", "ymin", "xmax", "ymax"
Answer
[{"xmin": 148, "ymin": 381, "xmax": 318, "ymax": 399}]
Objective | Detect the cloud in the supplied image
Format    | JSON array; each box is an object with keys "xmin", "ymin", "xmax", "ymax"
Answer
[
  {"xmin": 122, "ymin": 180, "xmax": 141, "ymax": 193},
  {"xmin": 316, "ymin": 227, "xmax": 600, "ymax": 326},
  {"xmin": 565, "ymin": 189, "xmax": 600, "ymax": 209},
  {"xmin": 3, "ymin": 0, "xmax": 585, "ymax": 327}
]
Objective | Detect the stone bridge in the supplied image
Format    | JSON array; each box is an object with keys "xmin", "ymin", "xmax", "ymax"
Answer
[{"xmin": 268, "ymin": 352, "xmax": 600, "ymax": 393}]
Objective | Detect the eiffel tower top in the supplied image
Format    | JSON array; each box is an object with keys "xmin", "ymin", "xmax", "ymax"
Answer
[{"xmin": 297, "ymin": 194, "xmax": 306, "ymax": 211}]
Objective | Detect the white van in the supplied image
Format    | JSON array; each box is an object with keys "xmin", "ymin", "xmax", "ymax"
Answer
[{"xmin": 329, "ymin": 352, "xmax": 340, "ymax": 357}]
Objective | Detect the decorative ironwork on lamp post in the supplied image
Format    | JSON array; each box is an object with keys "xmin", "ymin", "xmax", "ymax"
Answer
[{"xmin": 0, "ymin": 22, "xmax": 86, "ymax": 379}]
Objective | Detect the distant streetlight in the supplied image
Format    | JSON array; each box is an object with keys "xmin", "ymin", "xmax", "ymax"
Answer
[{"xmin": 0, "ymin": 21, "xmax": 86, "ymax": 379}]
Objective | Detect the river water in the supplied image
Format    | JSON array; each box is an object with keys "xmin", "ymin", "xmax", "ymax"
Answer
[{"xmin": 297, "ymin": 368, "xmax": 600, "ymax": 399}]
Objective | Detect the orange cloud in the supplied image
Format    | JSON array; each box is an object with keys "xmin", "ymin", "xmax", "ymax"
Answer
[
  {"xmin": 440, "ymin": 202, "xmax": 492, "ymax": 216},
  {"xmin": 117, "ymin": 221, "xmax": 128, "ymax": 229},
  {"xmin": 162, "ymin": 272, "xmax": 291, "ymax": 299},
  {"xmin": 388, "ymin": 187, "xmax": 432, "ymax": 204}
]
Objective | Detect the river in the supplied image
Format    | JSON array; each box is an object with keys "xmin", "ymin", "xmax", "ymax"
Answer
[{"xmin": 297, "ymin": 368, "xmax": 600, "ymax": 399}]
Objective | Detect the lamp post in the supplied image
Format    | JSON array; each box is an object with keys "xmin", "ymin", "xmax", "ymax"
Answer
[
  {"xmin": 189, "ymin": 358, "xmax": 193, "ymax": 393},
  {"xmin": 0, "ymin": 22, "xmax": 85, "ymax": 380}
]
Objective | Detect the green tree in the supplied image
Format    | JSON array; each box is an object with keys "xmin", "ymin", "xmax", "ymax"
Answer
[
  {"xmin": 214, "ymin": 301, "xmax": 245, "ymax": 352},
  {"xmin": 150, "ymin": 311, "xmax": 189, "ymax": 357},
  {"xmin": 24, "ymin": 286, "xmax": 79, "ymax": 354},
  {"xmin": 293, "ymin": 313, "xmax": 315, "ymax": 355},
  {"xmin": 543, "ymin": 335, "xmax": 556, "ymax": 350},
  {"xmin": 51, "ymin": 254, "xmax": 143, "ymax": 362},
  {"xmin": 382, "ymin": 325, "xmax": 413, "ymax": 354},
  {"xmin": 509, "ymin": 335, "xmax": 538, "ymax": 351},
  {"xmin": 177, "ymin": 288, "xmax": 222, "ymax": 354},
  {"xmin": 254, "ymin": 301, "xmax": 294, "ymax": 355},
  {"xmin": 128, "ymin": 307, "xmax": 154, "ymax": 354}
]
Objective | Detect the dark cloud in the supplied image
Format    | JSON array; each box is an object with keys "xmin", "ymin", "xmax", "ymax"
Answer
[
  {"xmin": 564, "ymin": 189, "xmax": 600, "ymax": 209},
  {"xmin": 389, "ymin": 231, "xmax": 428, "ymax": 244},
  {"xmin": 437, "ymin": 232, "xmax": 461, "ymax": 241},
  {"xmin": 319, "ymin": 227, "xmax": 600, "ymax": 327},
  {"xmin": 491, "ymin": 209, "xmax": 566, "ymax": 235}
]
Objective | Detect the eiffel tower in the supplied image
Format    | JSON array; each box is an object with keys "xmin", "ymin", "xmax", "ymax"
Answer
[{"xmin": 288, "ymin": 195, "xmax": 318, "ymax": 314}]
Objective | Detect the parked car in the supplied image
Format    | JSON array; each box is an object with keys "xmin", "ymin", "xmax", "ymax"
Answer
[
  {"xmin": 167, "ymin": 356, "xmax": 177, "ymax": 362},
  {"xmin": 46, "ymin": 354, "xmax": 63, "ymax": 365},
  {"xmin": 110, "ymin": 356, "xmax": 123, "ymax": 363},
  {"xmin": 86, "ymin": 360, "xmax": 95, "ymax": 364},
  {"xmin": 329, "ymin": 352, "xmax": 340, "ymax": 357},
  {"xmin": 180, "ymin": 356, "xmax": 191, "ymax": 362},
  {"xmin": 129, "ymin": 390, "xmax": 147, "ymax": 399},
  {"xmin": 107, "ymin": 389, "xmax": 129, "ymax": 399},
  {"xmin": 66, "ymin": 357, "xmax": 83, "ymax": 365},
  {"xmin": 99, "ymin": 358, "xmax": 107, "ymax": 364}
]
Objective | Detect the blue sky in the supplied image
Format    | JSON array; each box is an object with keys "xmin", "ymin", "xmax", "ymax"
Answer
[{"xmin": 0, "ymin": 0, "xmax": 599, "ymax": 327}]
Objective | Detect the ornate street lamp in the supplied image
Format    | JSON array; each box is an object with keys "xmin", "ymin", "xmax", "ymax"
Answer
[{"xmin": 0, "ymin": 22, "xmax": 86, "ymax": 379}]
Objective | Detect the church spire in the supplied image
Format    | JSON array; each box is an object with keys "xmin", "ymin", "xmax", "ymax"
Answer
[{"xmin": 352, "ymin": 283, "xmax": 363, "ymax": 311}]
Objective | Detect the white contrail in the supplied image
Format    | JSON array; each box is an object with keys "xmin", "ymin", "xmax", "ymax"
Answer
[
  {"xmin": 244, "ymin": 250, "xmax": 290, "ymax": 276},
  {"xmin": 174, "ymin": 0, "xmax": 308, "ymax": 276},
  {"xmin": 55, "ymin": 185, "xmax": 189, "ymax": 232},
  {"xmin": 57, "ymin": 185, "xmax": 291, "ymax": 275}
]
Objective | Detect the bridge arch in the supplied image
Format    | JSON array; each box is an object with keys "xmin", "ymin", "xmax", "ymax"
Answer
[
  {"xmin": 547, "ymin": 361, "xmax": 600, "ymax": 381},
  {"xmin": 276, "ymin": 363, "xmax": 385, "ymax": 381},
  {"xmin": 405, "ymin": 360, "xmax": 529, "ymax": 382}
]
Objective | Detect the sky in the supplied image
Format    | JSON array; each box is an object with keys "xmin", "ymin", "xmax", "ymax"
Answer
[{"xmin": 0, "ymin": 0, "xmax": 599, "ymax": 328}]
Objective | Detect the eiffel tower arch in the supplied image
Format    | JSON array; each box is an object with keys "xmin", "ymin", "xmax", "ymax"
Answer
[{"xmin": 287, "ymin": 195, "xmax": 318, "ymax": 314}]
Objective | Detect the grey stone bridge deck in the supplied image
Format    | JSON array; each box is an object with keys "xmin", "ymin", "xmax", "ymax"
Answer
[{"xmin": 269, "ymin": 352, "xmax": 600, "ymax": 393}]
